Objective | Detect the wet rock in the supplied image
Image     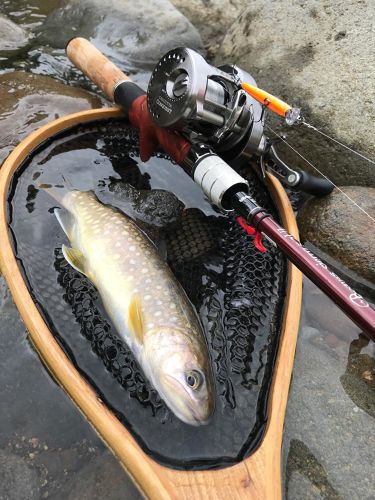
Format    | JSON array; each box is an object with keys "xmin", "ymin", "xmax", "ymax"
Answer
[
  {"xmin": 170, "ymin": 0, "xmax": 246, "ymax": 53},
  {"xmin": 302, "ymin": 280, "xmax": 363, "ymax": 342},
  {"xmin": 64, "ymin": 450, "xmax": 141, "ymax": 500},
  {"xmin": 39, "ymin": 0, "xmax": 203, "ymax": 71},
  {"xmin": 0, "ymin": 275, "xmax": 141, "ymax": 498},
  {"xmin": 286, "ymin": 441, "xmax": 341, "ymax": 500},
  {"xmin": 297, "ymin": 187, "xmax": 375, "ymax": 282},
  {"xmin": 132, "ymin": 189, "xmax": 184, "ymax": 226},
  {"xmin": 0, "ymin": 450, "xmax": 39, "ymax": 500},
  {"xmin": 0, "ymin": 0, "xmax": 62, "ymax": 19},
  {"xmin": 216, "ymin": 1, "xmax": 375, "ymax": 186},
  {"xmin": 0, "ymin": 276, "xmax": 96, "ymax": 449},
  {"xmin": 340, "ymin": 334, "xmax": 375, "ymax": 418},
  {"xmin": 0, "ymin": 14, "xmax": 30, "ymax": 54},
  {"xmin": 100, "ymin": 182, "xmax": 184, "ymax": 227},
  {"xmin": 283, "ymin": 319, "xmax": 375, "ymax": 499},
  {"xmin": 0, "ymin": 71, "xmax": 102, "ymax": 165}
]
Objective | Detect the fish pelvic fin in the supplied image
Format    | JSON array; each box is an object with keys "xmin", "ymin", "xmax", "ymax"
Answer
[
  {"xmin": 62, "ymin": 244, "xmax": 86, "ymax": 276},
  {"xmin": 54, "ymin": 208, "xmax": 75, "ymax": 240},
  {"xmin": 128, "ymin": 295, "xmax": 145, "ymax": 345}
]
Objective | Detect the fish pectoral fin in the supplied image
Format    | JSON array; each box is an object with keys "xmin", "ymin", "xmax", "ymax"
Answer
[
  {"xmin": 54, "ymin": 207, "xmax": 75, "ymax": 240},
  {"xmin": 62, "ymin": 244, "xmax": 86, "ymax": 276},
  {"xmin": 128, "ymin": 295, "xmax": 145, "ymax": 345}
]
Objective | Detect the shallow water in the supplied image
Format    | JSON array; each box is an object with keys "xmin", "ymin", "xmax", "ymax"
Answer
[
  {"xmin": 0, "ymin": 1, "xmax": 374, "ymax": 499},
  {"xmin": 283, "ymin": 278, "xmax": 375, "ymax": 499},
  {"xmin": 0, "ymin": 0, "xmax": 152, "ymax": 89}
]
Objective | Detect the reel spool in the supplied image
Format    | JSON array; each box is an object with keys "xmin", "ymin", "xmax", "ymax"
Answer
[{"xmin": 147, "ymin": 48, "xmax": 265, "ymax": 162}]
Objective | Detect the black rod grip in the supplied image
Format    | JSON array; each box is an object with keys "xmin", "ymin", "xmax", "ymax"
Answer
[{"xmin": 113, "ymin": 81, "xmax": 145, "ymax": 118}]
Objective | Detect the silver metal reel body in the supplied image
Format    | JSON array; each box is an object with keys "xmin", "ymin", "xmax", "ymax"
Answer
[{"xmin": 147, "ymin": 48, "xmax": 265, "ymax": 161}]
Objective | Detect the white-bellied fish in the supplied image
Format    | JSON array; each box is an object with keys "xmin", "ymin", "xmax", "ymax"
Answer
[{"xmin": 47, "ymin": 188, "xmax": 214, "ymax": 426}]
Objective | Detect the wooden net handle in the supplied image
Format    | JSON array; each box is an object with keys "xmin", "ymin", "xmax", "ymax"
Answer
[{"xmin": 66, "ymin": 37, "xmax": 130, "ymax": 100}]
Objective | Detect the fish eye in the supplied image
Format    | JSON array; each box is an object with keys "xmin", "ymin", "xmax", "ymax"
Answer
[{"xmin": 185, "ymin": 370, "xmax": 203, "ymax": 390}]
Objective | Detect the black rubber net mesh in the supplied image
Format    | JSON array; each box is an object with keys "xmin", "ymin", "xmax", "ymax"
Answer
[{"xmin": 8, "ymin": 118, "xmax": 287, "ymax": 470}]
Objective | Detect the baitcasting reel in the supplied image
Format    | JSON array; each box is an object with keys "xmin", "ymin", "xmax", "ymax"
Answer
[
  {"xmin": 147, "ymin": 47, "xmax": 265, "ymax": 162},
  {"xmin": 147, "ymin": 48, "xmax": 333, "ymax": 197}
]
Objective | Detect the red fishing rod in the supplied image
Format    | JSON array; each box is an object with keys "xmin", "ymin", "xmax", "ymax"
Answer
[{"xmin": 66, "ymin": 38, "xmax": 375, "ymax": 340}]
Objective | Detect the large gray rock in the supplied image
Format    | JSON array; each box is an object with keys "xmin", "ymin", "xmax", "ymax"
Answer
[
  {"xmin": 0, "ymin": 450, "xmax": 39, "ymax": 500},
  {"xmin": 216, "ymin": 0, "xmax": 375, "ymax": 186},
  {"xmin": 283, "ymin": 288, "xmax": 375, "ymax": 499},
  {"xmin": 297, "ymin": 187, "xmax": 375, "ymax": 282},
  {"xmin": 0, "ymin": 14, "xmax": 30, "ymax": 54},
  {"xmin": 0, "ymin": 71, "xmax": 102, "ymax": 165},
  {"xmin": 38, "ymin": 0, "xmax": 204, "ymax": 71},
  {"xmin": 170, "ymin": 0, "xmax": 246, "ymax": 54},
  {"xmin": 65, "ymin": 450, "xmax": 141, "ymax": 499}
]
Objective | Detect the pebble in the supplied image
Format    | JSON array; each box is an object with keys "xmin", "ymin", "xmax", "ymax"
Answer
[{"xmin": 30, "ymin": 437, "xmax": 39, "ymax": 449}]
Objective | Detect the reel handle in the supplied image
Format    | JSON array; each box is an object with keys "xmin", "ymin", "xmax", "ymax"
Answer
[
  {"xmin": 296, "ymin": 170, "xmax": 334, "ymax": 197},
  {"xmin": 66, "ymin": 37, "xmax": 130, "ymax": 100}
]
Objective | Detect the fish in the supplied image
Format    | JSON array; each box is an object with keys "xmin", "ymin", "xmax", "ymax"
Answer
[{"xmin": 48, "ymin": 188, "xmax": 214, "ymax": 426}]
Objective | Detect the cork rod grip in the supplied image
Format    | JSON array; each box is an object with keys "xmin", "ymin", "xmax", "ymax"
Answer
[{"xmin": 66, "ymin": 37, "xmax": 130, "ymax": 100}]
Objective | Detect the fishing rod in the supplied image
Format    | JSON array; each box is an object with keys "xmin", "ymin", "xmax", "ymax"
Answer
[{"xmin": 66, "ymin": 37, "xmax": 375, "ymax": 340}]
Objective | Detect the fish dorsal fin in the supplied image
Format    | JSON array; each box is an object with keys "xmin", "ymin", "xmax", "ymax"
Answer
[
  {"xmin": 54, "ymin": 207, "xmax": 75, "ymax": 240},
  {"xmin": 128, "ymin": 295, "xmax": 144, "ymax": 345},
  {"xmin": 62, "ymin": 244, "xmax": 86, "ymax": 276}
]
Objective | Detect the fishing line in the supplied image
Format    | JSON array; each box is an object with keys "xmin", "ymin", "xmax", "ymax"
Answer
[
  {"xmin": 301, "ymin": 120, "xmax": 375, "ymax": 166},
  {"xmin": 265, "ymin": 124, "xmax": 375, "ymax": 224}
]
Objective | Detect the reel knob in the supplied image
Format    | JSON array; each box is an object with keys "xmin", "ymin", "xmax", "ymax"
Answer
[{"xmin": 171, "ymin": 72, "xmax": 189, "ymax": 98}]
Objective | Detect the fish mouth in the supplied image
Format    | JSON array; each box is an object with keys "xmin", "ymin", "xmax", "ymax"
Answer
[
  {"xmin": 161, "ymin": 374, "xmax": 213, "ymax": 426},
  {"xmin": 187, "ymin": 406, "xmax": 212, "ymax": 426}
]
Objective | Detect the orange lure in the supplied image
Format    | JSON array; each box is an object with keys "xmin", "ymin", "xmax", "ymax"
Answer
[{"xmin": 241, "ymin": 82, "xmax": 300, "ymax": 124}]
